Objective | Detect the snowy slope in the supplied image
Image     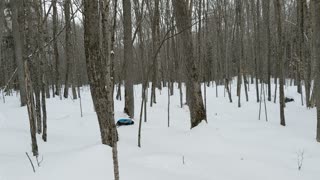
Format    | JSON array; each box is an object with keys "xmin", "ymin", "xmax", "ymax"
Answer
[{"xmin": 0, "ymin": 81, "xmax": 319, "ymax": 180}]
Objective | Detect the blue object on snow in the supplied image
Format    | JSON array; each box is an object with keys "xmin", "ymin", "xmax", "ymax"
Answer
[{"xmin": 116, "ymin": 118, "xmax": 134, "ymax": 126}]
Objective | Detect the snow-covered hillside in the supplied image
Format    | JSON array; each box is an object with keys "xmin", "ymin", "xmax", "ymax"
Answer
[{"xmin": 0, "ymin": 82, "xmax": 319, "ymax": 180}]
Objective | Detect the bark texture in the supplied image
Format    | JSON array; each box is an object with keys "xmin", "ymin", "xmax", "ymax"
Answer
[{"xmin": 173, "ymin": 0, "xmax": 206, "ymax": 128}]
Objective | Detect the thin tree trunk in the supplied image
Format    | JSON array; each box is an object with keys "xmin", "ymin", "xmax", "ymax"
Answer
[
  {"xmin": 25, "ymin": 60, "xmax": 39, "ymax": 156},
  {"xmin": 262, "ymin": 0, "xmax": 271, "ymax": 101},
  {"xmin": 52, "ymin": 0, "xmax": 60, "ymax": 96},
  {"xmin": 138, "ymin": 84, "xmax": 145, "ymax": 147},
  {"xmin": 41, "ymin": 74, "xmax": 47, "ymax": 142},
  {"xmin": 63, "ymin": 0, "xmax": 72, "ymax": 99},
  {"xmin": 71, "ymin": 3, "xmax": 78, "ymax": 100},
  {"xmin": 256, "ymin": 0, "xmax": 261, "ymax": 103},
  {"xmin": 236, "ymin": 0, "xmax": 243, "ymax": 108},
  {"xmin": 110, "ymin": 0, "xmax": 118, "ymax": 98}
]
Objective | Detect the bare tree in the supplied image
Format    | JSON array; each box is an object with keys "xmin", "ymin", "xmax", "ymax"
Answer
[
  {"xmin": 83, "ymin": 0, "xmax": 120, "ymax": 179},
  {"xmin": 274, "ymin": 0, "xmax": 286, "ymax": 126},
  {"xmin": 262, "ymin": 0, "xmax": 271, "ymax": 101},
  {"xmin": 313, "ymin": 0, "xmax": 320, "ymax": 142},
  {"xmin": 63, "ymin": 0, "xmax": 72, "ymax": 99},
  {"xmin": 52, "ymin": 0, "xmax": 60, "ymax": 96},
  {"xmin": 11, "ymin": 0, "xmax": 27, "ymax": 106},
  {"xmin": 123, "ymin": 0, "xmax": 134, "ymax": 118},
  {"xmin": 150, "ymin": 0, "xmax": 161, "ymax": 107},
  {"xmin": 235, "ymin": 0, "xmax": 243, "ymax": 108},
  {"xmin": 25, "ymin": 59, "xmax": 39, "ymax": 156},
  {"xmin": 173, "ymin": 0, "xmax": 206, "ymax": 128}
]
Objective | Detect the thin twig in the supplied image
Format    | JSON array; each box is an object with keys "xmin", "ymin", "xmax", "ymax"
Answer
[
  {"xmin": 2, "ymin": 68, "xmax": 18, "ymax": 93},
  {"xmin": 28, "ymin": 2, "xmax": 83, "ymax": 60},
  {"xmin": 36, "ymin": 155, "xmax": 43, "ymax": 167},
  {"xmin": 25, "ymin": 152, "xmax": 36, "ymax": 173}
]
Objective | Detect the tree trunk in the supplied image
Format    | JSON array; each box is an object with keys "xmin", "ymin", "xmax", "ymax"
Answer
[
  {"xmin": 123, "ymin": 0, "xmax": 134, "ymax": 118},
  {"xmin": 173, "ymin": 0, "xmax": 206, "ymax": 128},
  {"xmin": 150, "ymin": 0, "xmax": 161, "ymax": 107},
  {"xmin": 11, "ymin": 0, "xmax": 27, "ymax": 106},
  {"xmin": 251, "ymin": 0, "xmax": 259, "ymax": 103},
  {"xmin": 312, "ymin": 0, "xmax": 320, "ymax": 142},
  {"xmin": 236, "ymin": 0, "xmax": 243, "ymax": 108},
  {"xmin": 52, "ymin": 0, "xmax": 60, "ymax": 96},
  {"xmin": 262, "ymin": 0, "xmax": 271, "ymax": 101},
  {"xmin": 83, "ymin": 0, "xmax": 120, "ymax": 179},
  {"xmin": 41, "ymin": 75, "xmax": 47, "ymax": 142},
  {"xmin": 110, "ymin": 0, "xmax": 118, "ymax": 98},
  {"xmin": 63, "ymin": 0, "xmax": 72, "ymax": 99},
  {"xmin": 34, "ymin": 0, "xmax": 44, "ymax": 135},
  {"xmin": 25, "ymin": 60, "xmax": 39, "ymax": 156},
  {"xmin": 274, "ymin": 0, "xmax": 286, "ymax": 126}
]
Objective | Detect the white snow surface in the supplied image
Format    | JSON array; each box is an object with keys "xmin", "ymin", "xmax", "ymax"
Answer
[{"xmin": 0, "ymin": 82, "xmax": 319, "ymax": 180}]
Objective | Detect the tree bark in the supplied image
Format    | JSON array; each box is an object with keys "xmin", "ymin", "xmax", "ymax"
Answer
[
  {"xmin": 83, "ymin": 0, "xmax": 120, "ymax": 178},
  {"xmin": 312, "ymin": 0, "xmax": 320, "ymax": 142},
  {"xmin": 150, "ymin": 0, "xmax": 161, "ymax": 107},
  {"xmin": 25, "ymin": 60, "xmax": 39, "ymax": 156},
  {"xmin": 173, "ymin": 0, "xmax": 206, "ymax": 128},
  {"xmin": 52, "ymin": 0, "xmax": 60, "ymax": 96},
  {"xmin": 63, "ymin": 0, "xmax": 72, "ymax": 99},
  {"xmin": 274, "ymin": 0, "xmax": 286, "ymax": 126},
  {"xmin": 11, "ymin": 0, "xmax": 27, "ymax": 106},
  {"xmin": 262, "ymin": 0, "xmax": 271, "ymax": 101},
  {"xmin": 123, "ymin": 0, "xmax": 134, "ymax": 118}
]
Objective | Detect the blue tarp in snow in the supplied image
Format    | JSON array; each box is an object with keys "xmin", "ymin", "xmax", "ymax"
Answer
[{"xmin": 116, "ymin": 118, "xmax": 134, "ymax": 126}]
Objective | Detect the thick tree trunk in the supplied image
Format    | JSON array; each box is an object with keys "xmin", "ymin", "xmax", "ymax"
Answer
[
  {"xmin": 173, "ymin": 0, "xmax": 206, "ymax": 128},
  {"xmin": 84, "ymin": 0, "xmax": 117, "ymax": 146},
  {"xmin": 34, "ymin": 0, "xmax": 46, "ymax": 135},
  {"xmin": 150, "ymin": 0, "xmax": 161, "ymax": 107},
  {"xmin": 123, "ymin": 0, "xmax": 134, "ymax": 118},
  {"xmin": 11, "ymin": 0, "xmax": 27, "ymax": 106},
  {"xmin": 274, "ymin": 0, "xmax": 286, "ymax": 126},
  {"xmin": 302, "ymin": 0, "xmax": 312, "ymax": 108},
  {"xmin": 0, "ymin": 1, "xmax": 3, "ymax": 75},
  {"xmin": 312, "ymin": 0, "xmax": 320, "ymax": 142},
  {"xmin": 251, "ymin": 0, "xmax": 259, "ymax": 103},
  {"xmin": 83, "ymin": 0, "xmax": 120, "ymax": 179},
  {"xmin": 101, "ymin": 0, "xmax": 120, "ymax": 178}
]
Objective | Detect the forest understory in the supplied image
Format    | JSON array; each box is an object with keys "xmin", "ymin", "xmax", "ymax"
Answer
[
  {"xmin": 0, "ymin": 81, "xmax": 319, "ymax": 180},
  {"xmin": 1, "ymin": 0, "xmax": 320, "ymax": 179}
]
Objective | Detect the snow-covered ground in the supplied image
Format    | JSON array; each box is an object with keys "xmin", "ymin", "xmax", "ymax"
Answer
[{"xmin": 0, "ymin": 81, "xmax": 319, "ymax": 180}]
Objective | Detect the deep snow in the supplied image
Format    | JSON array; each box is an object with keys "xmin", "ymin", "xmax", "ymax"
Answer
[{"xmin": 0, "ymin": 81, "xmax": 319, "ymax": 180}]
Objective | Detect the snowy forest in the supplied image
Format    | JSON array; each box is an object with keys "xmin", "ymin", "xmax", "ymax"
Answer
[{"xmin": 0, "ymin": 0, "xmax": 320, "ymax": 179}]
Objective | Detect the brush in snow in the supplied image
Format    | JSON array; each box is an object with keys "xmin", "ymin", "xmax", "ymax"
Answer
[{"xmin": 285, "ymin": 97, "xmax": 294, "ymax": 103}]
